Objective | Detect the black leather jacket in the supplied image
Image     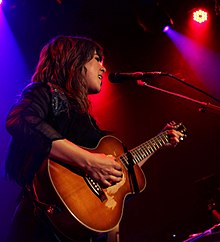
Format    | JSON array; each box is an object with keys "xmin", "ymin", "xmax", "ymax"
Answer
[{"xmin": 5, "ymin": 82, "xmax": 104, "ymax": 186}]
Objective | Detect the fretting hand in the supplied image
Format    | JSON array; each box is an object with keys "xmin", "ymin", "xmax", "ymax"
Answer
[{"xmin": 162, "ymin": 121, "xmax": 186, "ymax": 147}]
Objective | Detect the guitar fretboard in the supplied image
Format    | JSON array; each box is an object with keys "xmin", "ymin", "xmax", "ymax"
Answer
[{"xmin": 120, "ymin": 131, "xmax": 170, "ymax": 168}]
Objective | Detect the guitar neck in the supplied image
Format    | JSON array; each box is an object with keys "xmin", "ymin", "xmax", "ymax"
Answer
[{"xmin": 120, "ymin": 131, "xmax": 170, "ymax": 168}]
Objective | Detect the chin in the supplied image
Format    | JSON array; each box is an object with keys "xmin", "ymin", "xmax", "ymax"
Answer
[{"xmin": 88, "ymin": 88, "xmax": 101, "ymax": 94}]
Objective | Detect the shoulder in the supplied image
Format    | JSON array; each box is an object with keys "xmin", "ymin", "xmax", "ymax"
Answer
[
  {"xmin": 20, "ymin": 82, "xmax": 52, "ymax": 101},
  {"xmin": 22, "ymin": 82, "xmax": 50, "ymax": 94}
]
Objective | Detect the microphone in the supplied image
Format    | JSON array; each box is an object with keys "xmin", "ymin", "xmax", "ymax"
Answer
[{"xmin": 108, "ymin": 71, "xmax": 168, "ymax": 83}]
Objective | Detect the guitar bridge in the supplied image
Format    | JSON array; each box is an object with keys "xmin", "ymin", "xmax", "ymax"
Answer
[{"xmin": 84, "ymin": 176, "xmax": 107, "ymax": 202}]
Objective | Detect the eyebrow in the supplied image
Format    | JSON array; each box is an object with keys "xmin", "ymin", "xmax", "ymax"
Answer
[
  {"xmin": 94, "ymin": 50, "xmax": 103, "ymax": 61},
  {"xmin": 94, "ymin": 53, "xmax": 103, "ymax": 62}
]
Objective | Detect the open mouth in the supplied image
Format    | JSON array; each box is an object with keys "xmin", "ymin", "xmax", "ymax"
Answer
[{"xmin": 98, "ymin": 74, "xmax": 102, "ymax": 80}]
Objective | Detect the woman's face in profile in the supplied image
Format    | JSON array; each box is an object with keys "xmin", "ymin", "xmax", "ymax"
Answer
[{"xmin": 82, "ymin": 52, "xmax": 106, "ymax": 94}]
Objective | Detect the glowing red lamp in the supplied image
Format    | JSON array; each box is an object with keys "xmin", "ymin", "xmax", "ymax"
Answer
[{"xmin": 193, "ymin": 9, "xmax": 208, "ymax": 23}]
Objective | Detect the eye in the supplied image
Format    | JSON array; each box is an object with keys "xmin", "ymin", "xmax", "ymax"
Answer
[
  {"xmin": 94, "ymin": 54, "xmax": 103, "ymax": 63},
  {"xmin": 95, "ymin": 56, "xmax": 101, "ymax": 62}
]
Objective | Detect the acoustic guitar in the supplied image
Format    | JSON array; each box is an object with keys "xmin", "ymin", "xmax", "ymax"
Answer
[{"xmin": 33, "ymin": 123, "xmax": 187, "ymax": 241}]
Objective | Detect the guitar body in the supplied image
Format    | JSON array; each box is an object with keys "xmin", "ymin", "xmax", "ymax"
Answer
[{"xmin": 33, "ymin": 135, "xmax": 146, "ymax": 241}]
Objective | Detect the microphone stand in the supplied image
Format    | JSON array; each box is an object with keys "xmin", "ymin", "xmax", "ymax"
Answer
[
  {"xmin": 183, "ymin": 223, "xmax": 220, "ymax": 241},
  {"xmin": 136, "ymin": 73, "xmax": 220, "ymax": 115},
  {"xmin": 136, "ymin": 73, "xmax": 220, "ymax": 241}
]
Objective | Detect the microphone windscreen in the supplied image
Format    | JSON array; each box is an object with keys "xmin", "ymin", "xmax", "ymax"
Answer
[
  {"xmin": 108, "ymin": 73, "xmax": 131, "ymax": 83},
  {"xmin": 108, "ymin": 73, "xmax": 120, "ymax": 83}
]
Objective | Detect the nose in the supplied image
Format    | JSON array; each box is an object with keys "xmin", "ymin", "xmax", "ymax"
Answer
[{"xmin": 100, "ymin": 63, "xmax": 106, "ymax": 73}]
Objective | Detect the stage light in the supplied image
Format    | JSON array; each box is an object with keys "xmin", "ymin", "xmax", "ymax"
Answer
[
  {"xmin": 0, "ymin": 0, "xmax": 3, "ymax": 5},
  {"xmin": 163, "ymin": 25, "xmax": 170, "ymax": 33},
  {"xmin": 193, "ymin": 9, "xmax": 208, "ymax": 23},
  {"xmin": 136, "ymin": 3, "xmax": 174, "ymax": 33}
]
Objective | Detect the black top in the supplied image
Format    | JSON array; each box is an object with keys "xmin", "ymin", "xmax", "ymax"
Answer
[{"xmin": 5, "ymin": 82, "xmax": 105, "ymax": 186}]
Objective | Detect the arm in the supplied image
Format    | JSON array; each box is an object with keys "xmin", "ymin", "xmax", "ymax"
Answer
[
  {"xmin": 6, "ymin": 83, "xmax": 63, "ymax": 152},
  {"xmin": 6, "ymin": 83, "xmax": 122, "ymax": 187},
  {"xmin": 51, "ymin": 139, "xmax": 123, "ymax": 187}
]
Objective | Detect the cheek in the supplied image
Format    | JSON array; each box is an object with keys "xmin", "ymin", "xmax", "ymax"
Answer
[
  {"xmin": 87, "ymin": 67, "xmax": 96, "ymax": 79},
  {"xmin": 85, "ymin": 71, "xmax": 93, "ymax": 83}
]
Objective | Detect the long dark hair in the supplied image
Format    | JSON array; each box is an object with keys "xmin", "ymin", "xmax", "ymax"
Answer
[{"xmin": 32, "ymin": 35, "xmax": 104, "ymax": 113}]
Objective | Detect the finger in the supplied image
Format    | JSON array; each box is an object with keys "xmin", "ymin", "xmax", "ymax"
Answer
[
  {"xmin": 106, "ymin": 154, "xmax": 114, "ymax": 158},
  {"xmin": 108, "ymin": 174, "xmax": 123, "ymax": 184},
  {"xmin": 106, "ymin": 155, "xmax": 121, "ymax": 168},
  {"xmin": 114, "ymin": 163, "xmax": 122, "ymax": 171},
  {"xmin": 173, "ymin": 137, "xmax": 180, "ymax": 143},
  {"xmin": 167, "ymin": 121, "xmax": 177, "ymax": 129},
  {"xmin": 102, "ymin": 180, "xmax": 112, "ymax": 188},
  {"xmin": 170, "ymin": 120, "xmax": 176, "ymax": 125},
  {"xmin": 165, "ymin": 123, "xmax": 174, "ymax": 130},
  {"xmin": 111, "ymin": 169, "xmax": 123, "ymax": 178}
]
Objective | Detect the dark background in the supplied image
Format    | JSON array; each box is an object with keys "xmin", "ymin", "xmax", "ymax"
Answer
[{"xmin": 1, "ymin": 0, "xmax": 220, "ymax": 241}]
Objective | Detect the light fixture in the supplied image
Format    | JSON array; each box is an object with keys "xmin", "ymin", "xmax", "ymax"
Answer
[
  {"xmin": 136, "ymin": 2, "xmax": 174, "ymax": 33},
  {"xmin": 193, "ymin": 9, "xmax": 208, "ymax": 23}
]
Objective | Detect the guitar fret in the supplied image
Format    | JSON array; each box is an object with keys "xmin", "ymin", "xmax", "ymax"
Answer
[
  {"xmin": 145, "ymin": 143, "xmax": 154, "ymax": 153},
  {"xmin": 149, "ymin": 140, "xmax": 157, "ymax": 151},
  {"xmin": 161, "ymin": 133, "xmax": 169, "ymax": 144},
  {"xmin": 120, "ymin": 153, "xmax": 134, "ymax": 168},
  {"xmin": 137, "ymin": 147, "xmax": 146, "ymax": 159},
  {"xmin": 137, "ymin": 151, "xmax": 144, "ymax": 162},
  {"xmin": 120, "ymin": 155, "xmax": 129, "ymax": 167},
  {"xmin": 156, "ymin": 137, "xmax": 164, "ymax": 146},
  {"xmin": 153, "ymin": 137, "xmax": 162, "ymax": 149},
  {"xmin": 138, "ymin": 145, "xmax": 148, "ymax": 156},
  {"xmin": 129, "ymin": 132, "xmax": 171, "ymax": 166},
  {"xmin": 153, "ymin": 139, "xmax": 160, "ymax": 149},
  {"xmin": 132, "ymin": 156, "xmax": 139, "ymax": 164},
  {"xmin": 119, "ymin": 123, "xmax": 186, "ymax": 168},
  {"xmin": 131, "ymin": 154, "xmax": 138, "ymax": 163},
  {"xmin": 133, "ymin": 150, "xmax": 142, "ymax": 162},
  {"xmin": 130, "ymin": 151, "xmax": 139, "ymax": 164},
  {"xmin": 139, "ymin": 144, "xmax": 150, "ymax": 156},
  {"xmin": 132, "ymin": 146, "xmax": 144, "ymax": 160}
]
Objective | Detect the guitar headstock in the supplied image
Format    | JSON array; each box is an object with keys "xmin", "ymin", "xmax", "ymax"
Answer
[{"xmin": 174, "ymin": 122, "xmax": 187, "ymax": 141}]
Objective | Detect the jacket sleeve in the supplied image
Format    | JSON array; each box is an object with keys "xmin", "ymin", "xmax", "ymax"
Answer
[{"xmin": 6, "ymin": 83, "xmax": 64, "ymax": 154}]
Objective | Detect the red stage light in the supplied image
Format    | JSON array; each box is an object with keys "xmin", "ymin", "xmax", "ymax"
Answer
[{"xmin": 193, "ymin": 9, "xmax": 208, "ymax": 23}]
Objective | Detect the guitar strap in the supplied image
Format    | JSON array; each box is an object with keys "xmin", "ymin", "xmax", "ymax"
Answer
[
  {"xmin": 123, "ymin": 145, "xmax": 140, "ymax": 194},
  {"xmin": 27, "ymin": 184, "xmax": 104, "ymax": 242},
  {"xmin": 24, "ymin": 185, "xmax": 63, "ymax": 242}
]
